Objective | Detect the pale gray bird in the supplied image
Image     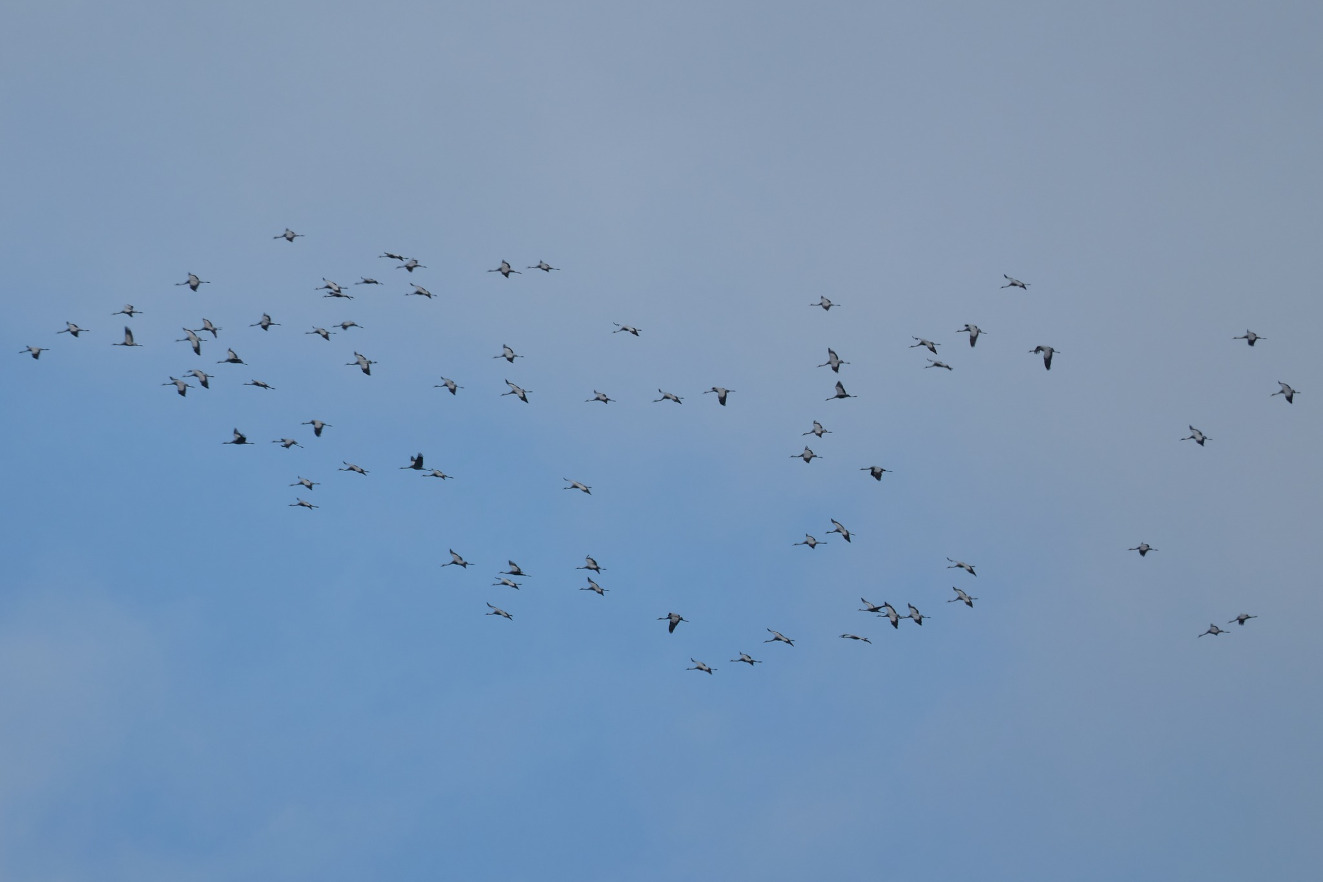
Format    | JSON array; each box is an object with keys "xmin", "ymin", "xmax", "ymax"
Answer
[
  {"xmin": 290, "ymin": 498, "xmax": 317, "ymax": 509},
  {"xmin": 818, "ymin": 348, "xmax": 848, "ymax": 372},
  {"xmin": 502, "ymin": 562, "xmax": 528, "ymax": 577},
  {"xmin": 443, "ymin": 549, "xmax": 469, "ymax": 568},
  {"xmin": 705, "ymin": 386, "xmax": 733, "ymax": 405},
  {"xmin": 1233, "ymin": 330, "xmax": 1263, "ymax": 346},
  {"xmin": 488, "ymin": 260, "xmax": 521, "ymax": 277},
  {"xmin": 176, "ymin": 273, "xmax": 209, "ymax": 291},
  {"xmin": 251, "ymin": 314, "xmax": 279, "ymax": 330},
  {"xmin": 355, "ymin": 277, "xmax": 380, "ymax": 285},
  {"xmin": 380, "ymin": 252, "xmax": 407, "ymax": 261},
  {"xmin": 1198, "ymin": 623, "xmax": 1227, "ymax": 638},
  {"xmin": 764, "ymin": 629, "xmax": 795, "ymax": 647},
  {"xmin": 879, "ymin": 604, "xmax": 901, "ymax": 629},
  {"xmin": 827, "ymin": 380, "xmax": 855, "ymax": 400},
  {"xmin": 186, "ymin": 369, "xmax": 211, "ymax": 388},
  {"xmin": 528, "ymin": 261, "xmax": 559, "ymax": 272},
  {"xmin": 217, "ymin": 348, "xmax": 245, "ymax": 365},
  {"xmin": 348, "ymin": 352, "xmax": 376, "ymax": 375},
  {"xmin": 586, "ymin": 390, "xmax": 614, "ymax": 404},
  {"xmin": 245, "ymin": 379, "xmax": 275, "ymax": 390},
  {"xmin": 948, "ymin": 587, "xmax": 977, "ymax": 607},
  {"xmin": 947, "ymin": 558, "xmax": 976, "ymax": 576},
  {"xmin": 925, "ymin": 359, "xmax": 953, "ymax": 371},
  {"xmin": 791, "ymin": 447, "xmax": 821, "ymax": 463},
  {"xmin": 407, "ymin": 284, "xmax": 433, "ymax": 298},
  {"xmin": 177, "ymin": 327, "xmax": 203, "ymax": 355},
  {"xmin": 1129, "ymin": 543, "xmax": 1156, "ymax": 557},
  {"xmin": 57, "ymin": 322, "xmax": 88, "ymax": 338},
  {"xmin": 812, "ymin": 296, "xmax": 836, "ymax": 310},
  {"xmin": 580, "ymin": 578, "xmax": 607, "ymax": 596},
  {"xmin": 910, "ymin": 337, "xmax": 939, "ymax": 354},
  {"xmin": 113, "ymin": 327, "xmax": 141, "ymax": 347},
  {"xmin": 435, "ymin": 377, "xmax": 462, "ymax": 395},
  {"xmin": 793, "ymin": 534, "xmax": 825, "ymax": 549},
  {"xmin": 859, "ymin": 598, "xmax": 886, "ymax": 614},
  {"xmin": 827, "ymin": 519, "xmax": 851, "ymax": 543},
  {"xmin": 612, "ymin": 323, "xmax": 641, "ymax": 336},
  {"xmin": 307, "ymin": 327, "xmax": 334, "ymax": 341},
  {"xmin": 493, "ymin": 578, "xmax": 522, "ymax": 590},
  {"xmin": 578, "ymin": 556, "xmax": 605, "ymax": 573},
  {"xmin": 730, "ymin": 653, "xmax": 761, "ymax": 665},
  {"xmin": 316, "ymin": 278, "xmax": 347, "ymax": 297},
  {"xmin": 113, "ymin": 305, "xmax": 142, "ymax": 317},
  {"xmin": 1182, "ymin": 426, "xmax": 1209, "ymax": 446},
  {"xmin": 273, "ymin": 438, "xmax": 301, "ymax": 449},
  {"xmin": 659, "ymin": 612, "xmax": 686, "ymax": 633},
  {"xmin": 336, "ymin": 321, "xmax": 361, "ymax": 331},
  {"xmin": 398, "ymin": 258, "xmax": 426, "ymax": 272},
  {"xmin": 1001, "ymin": 275, "xmax": 1029, "ymax": 289},
  {"xmin": 804, "ymin": 420, "xmax": 831, "ymax": 438},
  {"xmin": 162, "ymin": 376, "xmax": 191, "ymax": 397},
  {"xmin": 840, "ymin": 633, "xmax": 872, "ymax": 644},
  {"xmin": 198, "ymin": 318, "xmax": 221, "ymax": 338},
  {"xmin": 486, "ymin": 602, "xmax": 513, "ymax": 620},
  {"xmin": 654, "ymin": 389, "xmax": 683, "ymax": 403},
  {"xmin": 339, "ymin": 462, "xmax": 369, "ymax": 475},
  {"xmin": 564, "ymin": 479, "xmax": 591, "ymax": 494},
  {"xmin": 1030, "ymin": 345, "xmax": 1056, "ymax": 370},
  {"xmin": 907, "ymin": 603, "xmax": 926, "ymax": 625},
  {"xmin": 862, "ymin": 466, "xmax": 891, "ymax": 481},
  {"xmin": 302, "ymin": 419, "xmax": 331, "ymax": 437},
  {"xmin": 1229, "ymin": 614, "xmax": 1257, "ymax": 626},
  {"xmin": 1272, "ymin": 382, "xmax": 1297, "ymax": 404},
  {"xmin": 502, "ymin": 379, "xmax": 531, "ymax": 402},
  {"xmin": 274, "ymin": 228, "xmax": 303, "ymax": 242},
  {"xmin": 687, "ymin": 659, "xmax": 715, "ymax": 674},
  {"xmin": 423, "ymin": 469, "xmax": 452, "ymax": 480},
  {"xmin": 495, "ymin": 344, "xmax": 523, "ymax": 363},
  {"xmin": 290, "ymin": 477, "xmax": 319, "ymax": 490},
  {"xmin": 958, "ymin": 324, "xmax": 983, "ymax": 346}
]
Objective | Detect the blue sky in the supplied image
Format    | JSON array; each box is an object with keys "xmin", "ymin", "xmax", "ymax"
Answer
[{"xmin": 3, "ymin": 1, "xmax": 1321, "ymax": 879}]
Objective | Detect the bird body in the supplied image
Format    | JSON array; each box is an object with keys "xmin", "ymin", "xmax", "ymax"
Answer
[
  {"xmin": 528, "ymin": 261, "xmax": 559, "ymax": 272},
  {"xmin": 818, "ymin": 348, "xmax": 848, "ymax": 372},
  {"xmin": 1229, "ymin": 614, "xmax": 1257, "ymax": 626},
  {"xmin": 20, "ymin": 346, "xmax": 47, "ymax": 359},
  {"xmin": 1030, "ymin": 345, "xmax": 1056, "ymax": 370},
  {"xmin": 828, "ymin": 519, "xmax": 851, "ymax": 542},
  {"xmin": 925, "ymin": 359, "xmax": 953, "ymax": 371},
  {"xmin": 1182, "ymin": 426, "xmax": 1209, "ymax": 446},
  {"xmin": 948, "ymin": 587, "xmax": 977, "ymax": 607},
  {"xmin": 340, "ymin": 462, "xmax": 368, "ymax": 475},
  {"xmin": 162, "ymin": 377, "xmax": 191, "ymax": 396},
  {"xmin": 580, "ymin": 578, "xmax": 607, "ymax": 596},
  {"xmin": 862, "ymin": 466, "xmax": 890, "ymax": 481},
  {"xmin": 705, "ymin": 386, "xmax": 733, "ymax": 405},
  {"xmin": 947, "ymin": 558, "xmax": 976, "ymax": 576},
  {"xmin": 792, "ymin": 446, "xmax": 821, "ymax": 463},
  {"xmin": 223, "ymin": 429, "xmax": 250, "ymax": 445},
  {"xmin": 502, "ymin": 380, "xmax": 530, "ymax": 402},
  {"xmin": 402, "ymin": 453, "xmax": 425, "ymax": 470},
  {"xmin": 273, "ymin": 438, "xmax": 301, "ymax": 448},
  {"xmin": 290, "ymin": 498, "xmax": 317, "ymax": 509},
  {"xmin": 564, "ymin": 479, "xmax": 591, "ymax": 494},
  {"xmin": 813, "ymin": 296, "xmax": 835, "ymax": 310},
  {"xmin": 911, "ymin": 337, "xmax": 939, "ymax": 354},
  {"xmin": 435, "ymin": 377, "xmax": 461, "ymax": 395},
  {"xmin": 793, "ymin": 534, "xmax": 825, "ymax": 549},
  {"xmin": 654, "ymin": 389, "xmax": 683, "ymax": 403},
  {"xmin": 178, "ymin": 327, "xmax": 203, "ymax": 355},
  {"xmin": 1272, "ymin": 382, "xmax": 1297, "ymax": 404},
  {"xmin": 177, "ymin": 273, "xmax": 209, "ymax": 291},
  {"xmin": 274, "ymin": 228, "xmax": 303, "ymax": 242},
  {"xmin": 804, "ymin": 421, "xmax": 830, "ymax": 438},
  {"xmin": 348, "ymin": 352, "xmax": 376, "ymax": 375},
  {"xmin": 245, "ymin": 379, "xmax": 275, "ymax": 390},
  {"xmin": 827, "ymin": 380, "xmax": 855, "ymax": 400},
  {"xmin": 302, "ymin": 419, "xmax": 331, "ymax": 437},
  {"xmin": 578, "ymin": 556, "xmax": 605, "ymax": 573},
  {"xmin": 113, "ymin": 327, "xmax": 141, "ymax": 347},
  {"xmin": 1001, "ymin": 275, "xmax": 1028, "ymax": 289},
  {"xmin": 1199, "ymin": 624, "xmax": 1227, "ymax": 638},
  {"xmin": 1234, "ymin": 330, "xmax": 1263, "ymax": 346},
  {"xmin": 486, "ymin": 603, "xmax": 513, "ymax": 620},
  {"xmin": 58, "ymin": 322, "xmax": 88, "ymax": 337},
  {"xmin": 218, "ymin": 348, "xmax": 244, "ymax": 365},
  {"xmin": 488, "ymin": 260, "xmax": 521, "ymax": 277},
  {"xmin": 251, "ymin": 314, "xmax": 279, "ymax": 331},
  {"xmin": 443, "ymin": 549, "xmax": 469, "ymax": 568},
  {"xmin": 907, "ymin": 604, "xmax": 926, "ymax": 625},
  {"xmin": 586, "ymin": 391, "xmax": 614, "ymax": 404},
  {"xmin": 186, "ymin": 369, "xmax": 211, "ymax": 388},
  {"xmin": 659, "ymin": 612, "xmax": 687, "ymax": 633},
  {"xmin": 958, "ymin": 324, "xmax": 983, "ymax": 346},
  {"xmin": 1129, "ymin": 543, "xmax": 1156, "ymax": 557},
  {"xmin": 765, "ymin": 629, "xmax": 795, "ymax": 647},
  {"xmin": 688, "ymin": 659, "xmax": 715, "ymax": 674},
  {"xmin": 612, "ymin": 323, "xmax": 641, "ymax": 336},
  {"xmin": 841, "ymin": 633, "xmax": 872, "ymax": 644},
  {"xmin": 731, "ymin": 653, "xmax": 761, "ymax": 665}
]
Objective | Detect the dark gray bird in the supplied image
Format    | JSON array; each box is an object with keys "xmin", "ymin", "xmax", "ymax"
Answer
[
  {"xmin": 958, "ymin": 324, "xmax": 983, "ymax": 346},
  {"xmin": 217, "ymin": 348, "xmax": 245, "ymax": 365},
  {"xmin": 113, "ymin": 305, "xmax": 142, "ymax": 317},
  {"xmin": 862, "ymin": 466, "xmax": 891, "ymax": 481},
  {"xmin": 336, "ymin": 321, "xmax": 362, "ymax": 331},
  {"xmin": 176, "ymin": 273, "xmax": 209, "ymax": 291},
  {"xmin": 273, "ymin": 438, "xmax": 301, "ymax": 449},
  {"xmin": 423, "ymin": 469, "xmax": 452, "ymax": 480},
  {"xmin": 586, "ymin": 390, "xmax": 614, "ymax": 404},
  {"xmin": 245, "ymin": 379, "xmax": 275, "ymax": 390},
  {"xmin": 317, "ymin": 279, "xmax": 348, "ymax": 297},
  {"xmin": 274, "ymin": 228, "xmax": 303, "ymax": 242},
  {"xmin": 659, "ymin": 612, "xmax": 687, "ymax": 633},
  {"xmin": 840, "ymin": 633, "xmax": 872, "ymax": 644},
  {"xmin": 1233, "ymin": 330, "xmax": 1264, "ymax": 346},
  {"xmin": 398, "ymin": 258, "xmax": 426, "ymax": 272},
  {"xmin": 1229, "ymin": 614, "xmax": 1257, "ymax": 626},
  {"xmin": 251, "ymin": 314, "xmax": 279, "ymax": 330},
  {"xmin": 1030, "ymin": 345, "xmax": 1056, "ymax": 370},
  {"xmin": 1272, "ymin": 382, "xmax": 1297, "ymax": 404},
  {"xmin": 223, "ymin": 428, "xmax": 250, "ymax": 445},
  {"xmin": 356, "ymin": 278, "xmax": 380, "ymax": 286},
  {"xmin": 198, "ymin": 317, "xmax": 220, "ymax": 337},
  {"xmin": 488, "ymin": 260, "xmax": 521, "ymax": 277},
  {"xmin": 1001, "ymin": 275, "xmax": 1028, "ymax": 290},
  {"xmin": 818, "ymin": 348, "xmax": 849, "ymax": 372},
  {"xmin": 380, "ymin": 252, "xmax": 407, "ymax": 261},
  {"xmin": 879, "ymin": 603, "xmax": 901, "ymax": 629},
  {"xmin": 827, "ymin": 380, "xmax": 856, "ymax": 400},
  {"xmin": 1198, "ymin": 623, "xmax": 1227, "ymax": 638},
  {"xmin": 1182, "ymin": 426, "xmax": 1210, "ymax": 446},
  {"xmin": 859, "ymin": 598, "xmax": 886, "ymax": 614},
  {"xmin": 1129, "ymin": 543, "xmax": 1156, "ymax": 557},
  {"xmin": 502, "ymin": 562, "xmax": 528, "ymax": 578},
  {"xmin": 401, "ymin": 453, "xmax": 425, "ymax": 470}
]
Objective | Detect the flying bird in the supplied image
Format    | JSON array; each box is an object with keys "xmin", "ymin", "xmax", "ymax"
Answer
[
  {"xmin": 113, "ymin": 327, "xmax": 141, "ymax": 347},
  {"xmin": 398, "ymin": 258, "xmax": 425, "ymax": 272},
  {"xmin": 812, "ymin": 296, "xmax": 836, "ymax": 311},
  {"xmin": 273, "ymin": 438, "xmax": 301, "ymax": 449},
  {"xmin": 245, "ymin": 379, "xmax": 275, "ymax": 390},
  {"xmin": 223, "ymin": 429, "xmax": 250, "ymax": 445},
  {"xmin": 612, "ymin": 323, "xmax": 641, "ymax": 336},
  {"xmin": 1030, "ymin": 345, "xmax": 1056, "ymax": 370},
  {"xmin": 176, "ymin": 273, "xmax": 209, "ymax": 291},
  {"xmin": 1272, "ymin": 382, "xmax": 1297, "ymax": 404},
  {"xmin": 217, "ymin": 348, "xmax": 245, "ymax": 365},
  {"xmin": 290, "ymin": 477, "xmax": 319, "ymax": 490},
  {"xmin": 177, "ymin": 328, "xmax": 203, "ymax": 355},
  {"xmin": 879, "ymin": 604, "xmax": 901, "ymax": 629},
  {"xmin": 162, "ymin": 377, "xmax": 191, "ymax": 397},
  {"xmin": 302, "ymin": 419, "xmax": 331, "ymax": 437},
  {"xmin": 818, "ymin": 348, "xmax": 849, "ymax": 372},
  {"xmin": 840, "ymin": 633, "xmax": 872, "ymax": 644},
  {"xmin": 502, "ymin": 380, "xmax": 531, "ymax": 402},
  {"xmin": 274, "ymin": 228, "xmax": 303, "ymax": 242},
  {"xmin": 859, "ymin": 599, "xmax": 886, "ymax": 614},
  {"xmin": 186, "ymin": 369, "xmax": 211, "ymax": 388},
  {"xmin": 348, "ymin": 352, "xmax": 376, "ymax": 375},
  {"xmin": 586, "ymin": 390, "xmax": 614, "ymax": 404},
  {"xmin": 563, "ymin": 479, "xmax": 591, "ymax": 494},
  {"xmin": 1229, "ymin": 614, "xmax": 1257, "ymax": 626},
  {"xmin": 925, "ymin": 360, "xmax": 953, "ymax": 371},
  {"xmin": 764, "ymin": 629, "xmax": 795, "ymax": 647},
  {"xmin": 803, "ymin": 421, "xmax": 830, "ymax": 438},
  {"xmin": 336, "ymin": 321, "xmax": 362, "ymax": 331},
  {"xmin": 705, "ymin": 387, "xmax": 733, "ymax": 405},
  {"xmin": 488, "ymin": 260, "xmax": 521, "ymax": 278},
  {"xmin": 907, "ymin": 604, "xmax": 926, "ymax": 625},
  {"xmin": 251, "ymin": 314, "xmax": 279, "ymax": 330},
  {"xmin": 1198, "ymin": 623, "xmax": 1227, "ymax": 638},
  {"xmin": 289, "ymin": 498, "xmax": 317, "ymax": 509},
  {"xmin": 355, "ymin": 278, "xmax": 380, "ymax": 286},
  {"xmin": 423, "ymin": 469, "xmax": 452, "ymax": 480},
  {"xmin": 317, "ymin": 279, "xmax": 348, "ymax": 297},
  {"xmin": 947, "ymin": 558, "xmax": 977, "ymax": 576},
  {"xmin": 486, "ymin": 603, "xmax": 513, "ymax": 620},
  {"xmin": 793, "ymin": 534, "xmax": 825, "ymax": 549},
  {"xmin": 435, "ymin": 377, "xmax": 462, "ymax": 395},
  {"xmin": 339, "ymin": 462, "xmax": 368, "ymax": 475},
  {"xmin": 948, "ymin": 587, "xmax": 977, "ymax": 607},
  {"xmin": 659, "ymin": 612, "xmax": 687, "ymax": 633},
  {"xmin": 493, "ymin": 578, "xmax": 522, "ymax": 590},
  {"xmin": 113, "ymin": 305, "xmax": 142, "ymax": 317},
  {"xmin": 380, "ymin": 252, "xmax": 407, "ymax": 261},
  {"xmin": 1129, "ymin": 543, "xmax": 1156, "ymax": 557},
  {"xmin": 730, "ymin": 653, "xmax": 761, "ymax": 666},
  {"xmin": 654, "ymin": 390, "xmax": 683, "ymax": 403},
  {"xmin": 443, "ymin": 549, "xmax": 470, "ymax": 568},
  {"xmin": 791, "ymin": 447, "xmax": 821, "ymax": 463},
  {"xmin": 910, "ymin": 337, "xmax": 939, "ymax": 354},
  {"xmin": 1182, "ymin": 426, "xmax": 1210, "ymax": 446},
  {"xmin": 827, "ymin": 381, "xmax": 856, "ymax": 400},
  {"xmin": 401, "ymin": 453, "xmax": 425, "ymax": 470},
  {"xmin": 502, "ymin": 562, "xmax": 528, "ymax": 577},
  {"xmin": 1233, "ymin": 330, "xmax": 1264, "ymax": 346},
  {"xmin": 827, "ymin": 519, "xmax": 852, "ymax": 542},
  {"xmin": 407, "ymin": 285, "xmax": 433, "ymax": 299},
  {"xmin": 528, "ymin": 261, "xmax": 559, "ymax": 272},
  {"xmin": 578, "ymin": 556, "xmax": 605, "ymax": 573},
  {"xmin": 1001, "ymin": 275, "xmax": 1029, "ymax": 289},
  {"xmin": 861, "ymin": 466, "xmax": 891, "ymax": 481},
  {"xmin": 495, "ymin": 344, "xmax": 523, "ymax": 363},
  {"xmin": 958, "ymin": 324, "xmax": 983, "ymax": 346},
  {"xmin": 687, "ymin": 659, "xmax": 715, "ymax": 675},
  {"xmin": 580, "ymin": 578, "xmax": 607, "ymax": 596},
  {"xmin": 57, "ymin": 322, "xmax": 88, "ymax": 338},
  {"xmin": 306, "ymin": 327, "xmax": 334, "ymax": 341}
]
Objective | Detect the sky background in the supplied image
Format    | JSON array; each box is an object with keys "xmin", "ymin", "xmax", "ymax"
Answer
[{"xmin": 2, "ymin": 1, "xmax": 1321, "ymax": 879}]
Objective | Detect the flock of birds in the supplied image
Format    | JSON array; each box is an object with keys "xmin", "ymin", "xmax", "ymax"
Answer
[{"xmin": 18, "ymin": 237, "xmax": 1278, "ymax": 672}]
